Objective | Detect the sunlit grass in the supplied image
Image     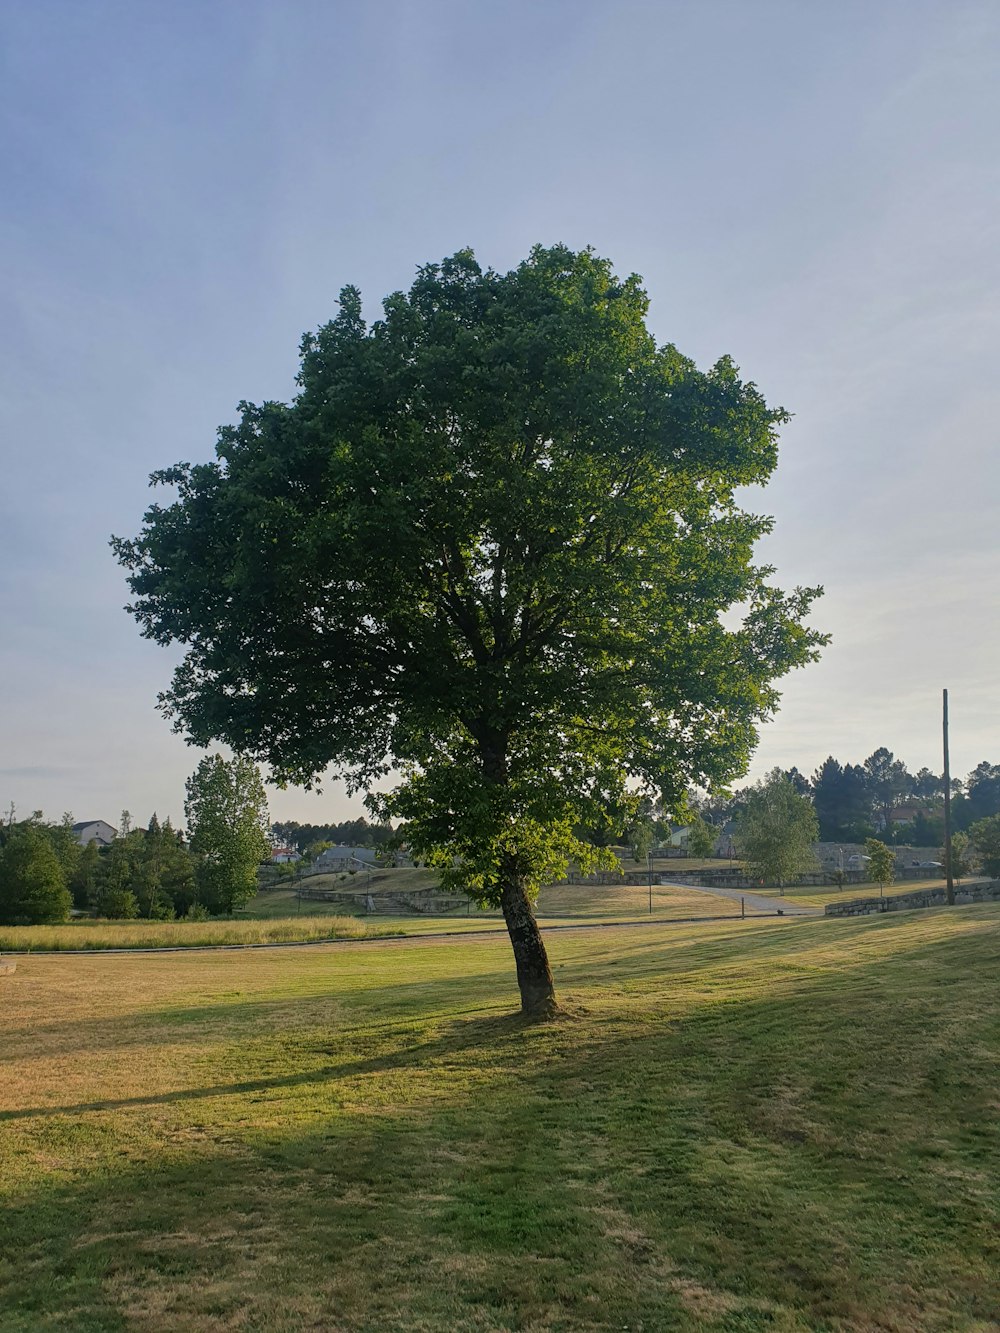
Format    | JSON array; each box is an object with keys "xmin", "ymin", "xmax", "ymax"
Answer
[
  {"xmin": 253, "ymin": 880, "xmax": 751, "ymax": 925},
  {"xmin": 780, "ymin": 875, "xmax": 988, "ymax": 908},
  {"xmin": 0, "ymin": 884, "xmax": 758, "ymax": 954},
  {"xmin": 536, "ymin": 880, "xmax": 745, "ymax": 917},
  {"xmin": 2, "ymin": 905, "xmax": 999, "ymax": 1329},
  {"xmin": 0, "ymin": 915, "xmax": 398, "ymax": 952}
]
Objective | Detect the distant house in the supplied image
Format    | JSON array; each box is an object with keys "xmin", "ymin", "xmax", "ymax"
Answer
[
  {"xmin": 316, "ymin": 845, "xmax": 378, "ymax": 871},
  {"xmin": 71, "ymin": 820, "xmax": 116, "ymax": 848},
  {"xmin": 887, "ymin": 804, "xmax": 924, "ymax": 826},
  {"xmin": 665, "ymin": 822, "xmax": 730, "ymax": 857},
  {"xmin": 270, "ymin": 845, "xmax": 300, "ymax": 864}
]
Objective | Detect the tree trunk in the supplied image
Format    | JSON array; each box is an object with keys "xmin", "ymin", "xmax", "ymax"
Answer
[
  {"xmin": 500, "ymin": 871, "xmax": 558, "ymax": 1020},
  {"xmin": 476, "ymin": 732, "xmax": 558, "ymax": 1019}
]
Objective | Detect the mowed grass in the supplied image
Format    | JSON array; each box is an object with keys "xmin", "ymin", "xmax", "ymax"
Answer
[
  {"xmin": 256, "ymin": 879, "xmax": 750, "ymax": 924},
  {"xmin": 779, "ymin": 876, "xmax": 989, "ymax": 909},
  {"xmin": 395, "ymin": 881, "xmax": 749, "ymax": 921},
  {"xmin": 252, "ymin": 863, "xmax": 738, "ymax": 920},
  {"xmin": 535, "ymin": 880, "xmax": 746, "ymax": 918},
  {"xmin": 3, "ymin": 908, "xmax": 1000, "ymax": 1330},
  {"xmin": 0, "ymin": 884, "xmax": 752, "ymax": 954}
]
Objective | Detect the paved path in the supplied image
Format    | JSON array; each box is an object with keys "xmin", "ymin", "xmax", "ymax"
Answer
[{"xmin": 659, "ymin": 880, "xmax": 819, "ymax": 916}]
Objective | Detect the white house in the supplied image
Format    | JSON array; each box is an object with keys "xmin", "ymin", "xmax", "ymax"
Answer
[
  {"xmin": 269, "ymin": 845, "xmax": 300, "ymax": 864},
  {"xmin": 71, "ymin": 820, "xmax": 116, "ymax": 848}
]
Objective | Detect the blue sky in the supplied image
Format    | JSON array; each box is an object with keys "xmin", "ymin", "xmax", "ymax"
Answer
[{"xmin": 2, "ymin": 0, "xmax": 999, "ymax": 827}]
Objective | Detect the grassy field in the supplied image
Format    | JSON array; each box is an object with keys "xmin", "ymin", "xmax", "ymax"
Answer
[
  {"xmin": 535, "ymin": 880, "xmax": 745, "ymax": 918},
  {"xmin": 2, "ymin": 905, "xmax": 999, "ymax": 1330},
  {"xmin": 254, "ymin": 860, "xmax": 731, "ymax": 911},
  {"xmin": 0, "ymin": 883, "xmax": 752, "ymax": 952},
  {"xmin": 778, "ymin": 875, "xmax": 988, "ymax": 909},
  {"xmin": 254, "ymin": 879, "xmax": 750, "ymax": 922},
  {"xmin": 254, "ymin": 866, "xmax": 445, "ymax": 912}
]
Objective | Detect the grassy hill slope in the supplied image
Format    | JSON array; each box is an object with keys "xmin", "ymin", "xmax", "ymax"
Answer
[{"xmin": 250, "ymin": 876, "xmax": 750, "ymax": 924}]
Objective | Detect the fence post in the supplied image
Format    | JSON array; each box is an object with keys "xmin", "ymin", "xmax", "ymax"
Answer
[{"xmin": 741, "ymin": 896, "xmax": 745, "ymax": 919}]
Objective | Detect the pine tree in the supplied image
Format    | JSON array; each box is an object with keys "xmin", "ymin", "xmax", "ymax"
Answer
[
  {"xmin": 90, "ymin": 812, "xmax": 139, "ymax": 919},
  {"xmin": 0, "ymin": 824, "xmax": 72, "ymax": 924}
]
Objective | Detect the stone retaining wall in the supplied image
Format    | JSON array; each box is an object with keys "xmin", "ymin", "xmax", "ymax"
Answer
[
  {"xmin": 815, "ymin": 842, "xmax": 941, "ymax": 869},
  {"xmin": 825, "ymin": 880, "xmax": 1000, "ymax": 917}
]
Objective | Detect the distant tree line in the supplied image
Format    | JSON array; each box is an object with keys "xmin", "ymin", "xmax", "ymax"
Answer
[
  {"xmin": 723, "ymin": 766, "xmax": 1000, "ymax": 891},
  {"xmin": 270, "ymin": 818, "xmax": 395, "ymax": 852},
  {"xmin": 694, "ymin": 749, "xmax": 1000, "ymax": 847},
  {"xmin": 0, "ymin": 809, "xmax": 194, "ymax": 925},
  {"xmin": 0, "ymin": 755, "xmax": 270, "ymax": 925}
]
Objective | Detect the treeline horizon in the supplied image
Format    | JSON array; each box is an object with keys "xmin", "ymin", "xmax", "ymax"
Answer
[
  {"xmin": 1, "ymin": 753, "xmax": 269, "ymax": 926},
  {"xmin": 269, "ymin": 818, "xmax": 396, "ymax": 851},
  {"xmin": 0, "ymin": 810, "xmax": 207, "ymax": 926},
  {"xmin": 9, "ymin": 742, "xmax": 1000, "ymax": 872},
  {"xmin": 702, "ymin": 749, "xmax": 1000, "ymax": 847}
]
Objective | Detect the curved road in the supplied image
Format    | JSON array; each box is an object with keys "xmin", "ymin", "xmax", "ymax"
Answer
[{"xmin": 659, "ymin": 879, "xmax": 818, "ymax": 916}]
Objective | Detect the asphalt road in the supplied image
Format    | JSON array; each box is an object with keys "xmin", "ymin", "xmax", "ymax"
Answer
[{"xmin": 658, "ymin": 880, "xmax": 818, "ymax": 916}]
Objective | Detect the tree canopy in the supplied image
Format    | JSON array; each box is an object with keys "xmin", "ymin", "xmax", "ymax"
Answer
[
  {"xmin": 811, "ymin": 757, "xmax": 872, "ymax": 841},
  {"xmin": 735, "ymin": 770, "xmax": 819, "ymax": 888},
  {"xmin": 863, "ymin": 838, "xmax": 895, "ymax": 896},
  {"xmin": 270, "ymin": 818, "xmax": 394, "ymax": 851},
  {"xmin": 970, "ymin": 814, "xmax": 1000, "ymax": 879},
  {"xmin": 184, "ymin": 755, "xmax": 270, "ymax": 915},
  {"xmin": 114, "ymin": 244, "xmax": 825, "ymax": 1016},
  {"xmin": 0, "ymin": 822, "xmax": 72, "ymax": 925}
]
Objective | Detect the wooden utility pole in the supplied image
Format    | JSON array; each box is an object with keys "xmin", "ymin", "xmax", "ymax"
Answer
[{"xmin": 943, "ymin": 688, "xmax": 954, "ymax": 906}]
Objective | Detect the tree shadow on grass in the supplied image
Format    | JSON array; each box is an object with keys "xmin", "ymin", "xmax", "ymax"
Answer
[
  {"xmin": 5, "ymin": 909, "xmax": 998, "ymax": 1117},
  {"xmin": 3, "ymin": 924, "xmax": 1000, "ymax": 1330},
  {"xmin": 1, "ymin": 962, "xmax": 522, "ymax": 1062},
  {"xmin": 0, "ymin": 1010, "xmax": 540, "ymax": 1123}
]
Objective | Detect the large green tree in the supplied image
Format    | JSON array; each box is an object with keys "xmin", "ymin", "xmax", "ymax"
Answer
[
  {"xmin": 43, "ymin": 815, "xmax": 83, "ymax": 886},
  {"xmin": 90, "ymin": 811, "xmax": 140, "ymax": 919},
  {"xmin": 113, "ymin": 245, "xmax": 824, "ymax": 1016},
  {"xmin": 68, "ymin": 840, "xmax": 100, "ymax": 910},
  {"xmin": 184, "ymin": 755, "xmax": 270, "ymax": 915},
  {"xmin": 155, "ymin": 818, "xmax": 199, "ymax": 916},
  {"xmin": 962, "ymin": 762, "xmax": 1000, "ymax": 827},
  {"xmin": 735, "ymin": 770, "xmax": 819, "ymax": 890},
  {"xmin": 863, "ymin": 748, "xmax": 911, "ymax": 832},
  {"xmin": 132, "ymin": 814, "xmax": 182, "ymax": 919}
]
